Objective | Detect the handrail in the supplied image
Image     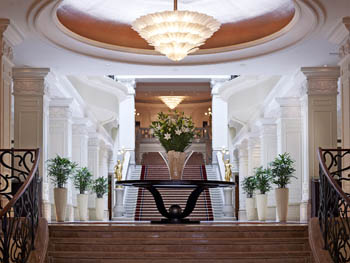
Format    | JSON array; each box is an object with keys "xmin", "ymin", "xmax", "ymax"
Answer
[
  {"xmin": 0, "ymin": 149, "xmax": 40, "ymax": 218},
  {"xmin": 317, "ymin": 147, "xmax": 350, "ymax": 263},
  {"xmin": 0, "ymin": 148, "xmax": 41, "ymax": 263}
]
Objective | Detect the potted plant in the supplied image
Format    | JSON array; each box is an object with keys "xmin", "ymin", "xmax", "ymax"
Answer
[
  {"xmin": 73, "ymin": 167, "xmax": 93, "ymax": 221},
  {"xmin": 270, "ymin": 153, "xmax": 296, "ymax": 222},
  {"xmin": 150, "ymin": 110, "xmax": 197, "ymax": 179},
  {"xmin": 47, "ymin": 155, "xmax": 77, "ymax": 222},
  {"xmin": 92, "ymin": 177, "xmax": 108, "ymax": 221},
  {"xmin": 242, "ymin": 176, "xmax": 257, "ymax": 221},
  {"xmin": 255, "ymin": 166, "xmax": 272, "ymax": 221}
]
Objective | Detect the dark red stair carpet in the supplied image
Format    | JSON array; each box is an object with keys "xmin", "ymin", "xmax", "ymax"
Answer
[{"xmin": 134, "ymin": 164, "xmax": 214, "ymax": 221}]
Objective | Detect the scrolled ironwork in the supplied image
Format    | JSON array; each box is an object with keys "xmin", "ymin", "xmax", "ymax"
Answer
[
  {"xmin": 0, "ymin": 148, "xmax": 41, "ymax": 263},
  {"xmin": 318, "ymin": 147, "xmax": 350, "ymax": 263}
]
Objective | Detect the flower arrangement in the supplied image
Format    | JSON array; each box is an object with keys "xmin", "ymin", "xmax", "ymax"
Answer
[{"xmin": 150, "ymin": 110, "xmax": 197, "ymax": 152}]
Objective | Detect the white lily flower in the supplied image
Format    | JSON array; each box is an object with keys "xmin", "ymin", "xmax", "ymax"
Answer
[
  {"xmin": 175, "ymin": 129, "xmax": 182, "ymax": 135},
  {"xmin": 164, "ymin": 133, "xmax": 171, "ymax": 140}
]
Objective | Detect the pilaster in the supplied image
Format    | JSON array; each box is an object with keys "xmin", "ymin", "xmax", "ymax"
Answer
[
  {"xmin": 0, "ymin": 19, "xmax": 12, "ymax": 149},
  {"xmin": 12, "ymin": 67, "xmax": 50, "ymax": 219},
  {"xmin": 300, "ymin": 67, "xmax": 340, "ymax": 221}
]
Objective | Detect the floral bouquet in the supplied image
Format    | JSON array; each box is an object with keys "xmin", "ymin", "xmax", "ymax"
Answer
[{"xmin": 150, "ymin": 110, "xmax": 197, "ymax": 152}]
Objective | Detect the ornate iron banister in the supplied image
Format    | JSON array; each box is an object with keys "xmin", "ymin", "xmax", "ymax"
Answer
[
  {"xmin": 0, "ymin": 148, "xmax": 41, "ymax": 263},
  {"xmin": 317, "ymin": 147, "xmax": 350, "ymax": 263}
]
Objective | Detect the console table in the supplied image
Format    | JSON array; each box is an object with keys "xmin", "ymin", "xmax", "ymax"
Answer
[{"xmin": 116, "ymin": 180, "xmax": 235, "ymax": 224}]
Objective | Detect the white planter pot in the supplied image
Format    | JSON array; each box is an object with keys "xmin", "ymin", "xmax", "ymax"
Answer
[
  {"xmin": 54, "ymin": 188, "xmax": 67, "ymax": 222},
  {"xmin": 275, "ymin": 188, "xmax": 289, "ymax": 222},
  {"xmin": 256, "ymin": 194, "xmax": 268, "ymax": 221},
  {"xmin": 77, "ymin": 194, "xmax": 89, "ymax": 221},
  {"xmin": 246, "ymin": 197, "xmax": 257, "ymax": 221},
  {"xmin": 95, "ymin": 198, "xmax": 105, "ymax": 221}
]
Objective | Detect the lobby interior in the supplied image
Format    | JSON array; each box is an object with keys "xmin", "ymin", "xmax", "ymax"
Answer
[{"xmin": 1, "ymin": 0, "xmax": 350, "ymax": 262}]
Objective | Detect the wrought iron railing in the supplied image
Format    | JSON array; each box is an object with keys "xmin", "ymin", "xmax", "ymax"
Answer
[
  {"xmin": 318, "ymin": 147, "xmax": 350, "ymax": 263},
  {"xmin": 0, "ymin": 149, "xmax": 41, "ymax": 263}
]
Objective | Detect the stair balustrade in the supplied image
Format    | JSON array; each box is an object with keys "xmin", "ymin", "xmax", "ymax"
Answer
[
  {"xmin": 0, "ymin": 148, "xmax": 41, "ymax": 263},
  {"xmin": 318, "ymin": 147, "xmax": 350, "ymax": 262}
]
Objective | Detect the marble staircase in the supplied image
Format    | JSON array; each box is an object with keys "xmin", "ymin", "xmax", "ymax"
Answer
[{"xmin": 47, "ymin": 224, "xmax": 314, "ymax": 263}]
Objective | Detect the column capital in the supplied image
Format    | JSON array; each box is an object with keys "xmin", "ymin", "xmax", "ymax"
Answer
[
  {"xmin": 275, "ymin": 97, "xmax": 301, "ymax": 119},
  {"xmin": 49, "ymin": 98, "xmax": 74, "ymax": 120},
  {"xmin": 237, "ymin": 142, "xmax": 248, "ymax": 158},
  {"xmin": 210, "ymin": 77, "xmax": 231, "ymax": 95},
  {"xmin": 256, "ymin": 118, "xmax": 277, "ymax": 136},
  {"xmin": 13, "ymin": 68, "xmax": 50, "ymax": 96},
  {"xmin": 118, "ymin": 78, "xmax": 136, "ymax": 95},
  {"xmin": 301, "ymin": 67, "xmax": 340, "ymax": 96}
]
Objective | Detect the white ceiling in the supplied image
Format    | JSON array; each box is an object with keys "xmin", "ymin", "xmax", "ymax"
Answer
[
  {"xmin": 61, "ymin": 0, "xmax": 293, "ymax": 24},
  {"xmin": 0, "ymin": 0, "xmax": 349, "ymax": 75}
]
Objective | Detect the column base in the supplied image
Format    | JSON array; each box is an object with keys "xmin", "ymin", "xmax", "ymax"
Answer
[
  {"xmin": 299, "ymin": 201, "xmax": 309, "ymax": 222},
  {"xmin": 42, "ymin": 201, "xmax": 51, "ymax": 221}
]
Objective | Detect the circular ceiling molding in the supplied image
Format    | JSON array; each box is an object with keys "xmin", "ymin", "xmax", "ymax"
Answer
[
  {"xmin": 27, "ymin": 0, "xmax": 325, "ymax": 65},
  {"xmin": 56, "ymin": 0, "xmax": 295, "ymax": 52}
]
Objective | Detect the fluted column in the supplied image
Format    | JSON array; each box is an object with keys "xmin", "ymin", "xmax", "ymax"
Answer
[
  {"xmin": 12, "ymin": 67, "xmax": 50, "ymax": 219},
  {"xmin": 88, "ymin": 133, "xmax": 101, "ymax": 219},
  {"xmin": 238, "ymin": 142, "xmax": 248, "ymax": 218},
  {"xmin": 275, "ymin": 97, "xmax": 303, "ymax": 221},
  {"xmin": 48, "ymin": 98, "xmax": 74, "ymax": 221},
  {"xmin": 247, "ymin": 135, "xmax": 261, "ymax": 177},
  {"xmin": 258, "ymin": 118, "xmax": 277, "ymax": 167},
  {"xmin": 300, "ymin": 67, "xmax": 340, "ymax": 221}
]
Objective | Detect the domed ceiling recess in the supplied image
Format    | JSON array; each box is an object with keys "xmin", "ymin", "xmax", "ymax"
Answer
[{"xmin": 56, "ymin": 0, "xmax": 295, "ymax": 56}]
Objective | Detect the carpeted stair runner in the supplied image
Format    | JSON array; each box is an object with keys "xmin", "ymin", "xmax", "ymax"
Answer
[{"xmin": 134, "ymin": 164, "xmax": 214, "ymax": 221}]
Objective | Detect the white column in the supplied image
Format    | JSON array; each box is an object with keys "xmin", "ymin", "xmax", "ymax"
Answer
[
  {"xmin": 300, "ymin": 67, "xmax": 340, "ymax": 220},
  {"xmin": 118, "ymin": 79, "xmax": 136, "ymax": 164},
  {"xmin": 238, "ymin": 142, "xmax": 249, "ymax": 218},
  {"xmin": 211, "ymin": 79, "xmax": 228, "ymax": 164},
  {"xmin": 0, "ymin": 19, "xmax": 13, "ymax": 149},
  {"xmin": 72, "ymin": 118, "xmax": 89, "ymax": 220},
  {"xmin": 258, "ymin": 119, "xmax": 278, "ymax": 210},
  {"xmin": 88, "ymin": 133, "xmax": 100, "ymax": 219},
  {"xmin": 12, "ymin": 67, "xmax": 50, "ymax": 219},
  {"xmin": 247, "ymin": 135, "xmax": 261, "ymax": 176},
  {"xmin": 48, "ymin": 98, "xmax": 74, "ymax": 221},
  {"xmin": 275, "ymin": 97, "xmax": 303, "ymax": 221},
  {"xmin": 258, "ymin": 119, "xmax": 277, "ymax": 167}
]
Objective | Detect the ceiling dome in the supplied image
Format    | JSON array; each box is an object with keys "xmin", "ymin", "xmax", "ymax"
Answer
[{"xmin": 56, "ymin": 0, "xmax": 295, "ymax": 53}]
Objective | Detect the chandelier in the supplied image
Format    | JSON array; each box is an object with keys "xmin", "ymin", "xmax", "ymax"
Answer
[
  {"xmin": 160, "ymin": 96, "xmax": 185, "ymax": 109},
  {"xmin": 132, "ymin": 0, "xmax": 221, "ymax": 61}
]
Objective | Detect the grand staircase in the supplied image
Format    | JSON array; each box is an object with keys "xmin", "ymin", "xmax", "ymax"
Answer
[{"xmin": 47, "ymin": 224, "xmax": 314, "ymax": 263}]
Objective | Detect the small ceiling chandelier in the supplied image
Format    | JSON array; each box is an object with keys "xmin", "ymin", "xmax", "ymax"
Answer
[
  {"xmin": 160, "ymin": 96, "xmax": 185, "ymax": 109},
  {"xmin": 132, "ymin": 0, "xmax": 221, "ymax": 61}
]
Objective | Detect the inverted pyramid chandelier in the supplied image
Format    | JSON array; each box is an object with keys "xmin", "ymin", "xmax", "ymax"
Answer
[
  {"xmin": 132, "ymin": 0, "xmax": 221, "ymax": 61},
  {"xmin": 160, "ymin": 96, "xmax": 185, "ymax": 109}
]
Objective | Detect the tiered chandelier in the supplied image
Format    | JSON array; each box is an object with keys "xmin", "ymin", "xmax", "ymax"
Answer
[
  {"xmin": 160, "ymin": 96, "xmax": 185, "ymax": 109},
  {"xmin": 132, "ymin": 0, "xmax": 221, "ymax": 61}
]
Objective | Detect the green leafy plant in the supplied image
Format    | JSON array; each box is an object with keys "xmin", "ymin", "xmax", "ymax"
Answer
[
  {"xmin": 150, "ymin": 110, "xmax": 198, "ymax": 152},
  {"xmin": 270, "ymin": 153, "xmax": 296, "ymax": 189},
  {"xmin": 92, "ymin": 177, "xmax": 108, "ymax": 198},
  {"xmin": 242, "ymin": 176, "xmax": 257, "ymax": 198},
  {"xmin": 255, "ymin": 166, "xmax": 272, "ymax": 195},
  {"xmin": 47, "ymin": 155, "xmax": 77, "ymax": 188},
  {"xmin": 73, "ymin": 167, "xmax": 93, "ymax": 194}
]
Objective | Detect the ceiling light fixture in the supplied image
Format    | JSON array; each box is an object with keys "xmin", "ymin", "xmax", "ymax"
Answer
[
  {"xmin": 132, "ymin": 0, "xmax": 221, "ymax": 62},
  {"xmin": 160, "ymin": 96, "xmax": 185, "ymax": 109}
]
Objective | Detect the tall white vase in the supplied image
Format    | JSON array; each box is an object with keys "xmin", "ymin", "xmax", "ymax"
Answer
[
  {"xmin": 256, "ymin": 194, "xmax": 268, "ymax": 221},
  {"xmin": 246, "ymin": 197, "xmax": 257, "ymax": 221},
  {"xmin": 95, "ymin": 198, "xmax": 105, "ymax": 221},
  {"xmin": 54, "ymin": 188, "xmax": 67, "ymax": 222},
  {"xmin": 275, "ymin": 188, "xmax": 289, "ymax": 222},
  {"xmin": 77, "ymin": 194, "xmax": 89, "ymax": 221}
]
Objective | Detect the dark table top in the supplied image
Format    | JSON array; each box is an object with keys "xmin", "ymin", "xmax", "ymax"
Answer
[{"xmin": 115, "ymin": 180, "xmax": 235, "ymax": 189}]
